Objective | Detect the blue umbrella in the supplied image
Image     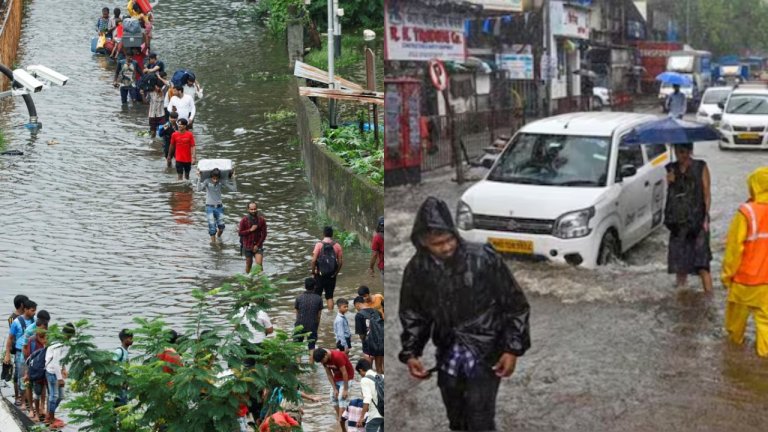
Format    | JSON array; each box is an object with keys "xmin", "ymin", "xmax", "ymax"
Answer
[
  {"xmin": 656, "ymin": 71, "xmax": 693, "ymax": 86},
  {"xmin": 622, "ymin": 117, "xmax": 721, "ymax": 145}
]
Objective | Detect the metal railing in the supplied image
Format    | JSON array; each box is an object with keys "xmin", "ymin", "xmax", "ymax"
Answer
[{"xmin": 420, "ymin": 108, "xmax": 525, "ymax": 172}]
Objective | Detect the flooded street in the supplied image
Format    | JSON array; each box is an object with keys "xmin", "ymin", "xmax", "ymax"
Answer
[
  {"xmin": 386, "ymin": 125, "xmax": 768, "ymax": 430},
  {"xmin": 0, "ymin": 1, "xmax": 380, "ymax": 430}
]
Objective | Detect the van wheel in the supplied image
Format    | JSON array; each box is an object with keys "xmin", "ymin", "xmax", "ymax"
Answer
[{"xmin": 597, "ymin": 231, "xmax": 620, "ymax": 265}]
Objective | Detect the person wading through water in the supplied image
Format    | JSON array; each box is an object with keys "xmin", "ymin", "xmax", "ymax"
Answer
[
  {"xmin": 238, "ymin": 202, "xmax": 267, "ymax": 274},
  {"xmin": 722, "ymin": 167, "xmax": 768, "ymax": 357},
  {"xmin": 399, "ymin": 197, "xmax": 531, "ymax": 431},
  {"xmin": 665, "ymin": 143, "xmax": 713, "ymax": 292}
]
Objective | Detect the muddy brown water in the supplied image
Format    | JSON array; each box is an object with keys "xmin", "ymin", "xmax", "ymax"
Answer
[
  {"xmin": 386, "ymin": 129, "xmax": 768, "ymax": 431},
  {"xmin": 0, "ymin": 1, "xmax": 381, "ymax": 430}
]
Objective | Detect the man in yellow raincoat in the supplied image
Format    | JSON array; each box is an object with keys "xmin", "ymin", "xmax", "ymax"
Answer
[{"xmin": 721, "ymin": 167, "xmax": 768, "ymax": 357}]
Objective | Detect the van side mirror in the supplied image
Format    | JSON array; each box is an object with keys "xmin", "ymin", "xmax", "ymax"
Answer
[
  {"xmin": 718, "ymin": 102, "xmax": 725, "ymax": 109},
  {"xmin": 712, "ymin": 113, "xmax": 722, "ymax": 121},
  {"xmin": 619, "ymin": 164, "xmax": 637, "ymax": 180}
]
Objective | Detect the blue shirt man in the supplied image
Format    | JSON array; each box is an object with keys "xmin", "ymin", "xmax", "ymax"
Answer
[{"xmin": 667, "ymin": 85, "xmax": 687, "ymax": 119}]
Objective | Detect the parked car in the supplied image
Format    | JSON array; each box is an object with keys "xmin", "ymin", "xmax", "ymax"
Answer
[
  {"xmin": 592, "ymin": 87, "xmax": 610, "ymax": 110},
  {"xmin": 717, "ymin": 84, "xmax": 768, "ymax": 149},
  {"xmin": 696, "ymin": 86, "xmax": 732, "ymax": 125},
  {"xmin": 456, "ymin": 112, "xmax": 670, "ymax": 269}
]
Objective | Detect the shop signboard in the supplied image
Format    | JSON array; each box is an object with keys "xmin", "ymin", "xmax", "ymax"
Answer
[
  {"xmin": 466, "ymin": 0, "xmax": 523, "ymax": 12},
  {"xmin": 384, "ymin": 0, "xmax": 467, "ymax": 62},
  {"xmin": 550, "ymin": 1, "xmax": 590, "ymax": 40}
]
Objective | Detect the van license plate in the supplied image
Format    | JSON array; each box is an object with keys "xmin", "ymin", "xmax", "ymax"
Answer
[
  {"xmin": 739, "ymin": 132, "xmax": 760, "ymax": 139},
  {"xmin": 488, "ymin": 238, "xmax": 534, "ymax": 254}
]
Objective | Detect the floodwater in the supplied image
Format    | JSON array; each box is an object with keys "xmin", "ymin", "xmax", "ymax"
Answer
[
  {"xmin": 385, "ymin": 119, "xmax": 768, "ymax": 431},
  {"xmin": 0, "ymin": 1, "xmax": 381, "ymax": 430}
]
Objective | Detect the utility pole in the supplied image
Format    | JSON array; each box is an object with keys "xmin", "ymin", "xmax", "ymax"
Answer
[
  {"xmin": 685, "ymin": 0, "xmax": 690, "ymax": 44},
  {"xmin": 327, "ymin": 0, "xmax": 337, "ymax": 128},
  {"xmin": 544, "ymin": 0, "xmax": 552, "ymax": 116}
]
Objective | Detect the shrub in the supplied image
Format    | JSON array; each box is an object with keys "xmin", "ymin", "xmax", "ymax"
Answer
[
  {"xmin": 58, "ymin": 273, "xmax": 312, "ymax": 432},
  {"xmin": 315, "ymin": 124, "xmax": 382, "ymax": 186}
]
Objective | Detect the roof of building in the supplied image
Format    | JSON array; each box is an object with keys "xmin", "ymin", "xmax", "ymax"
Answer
[{"xmin": 520, "ymin": 112, "xmax": 659, "ymax": 137}]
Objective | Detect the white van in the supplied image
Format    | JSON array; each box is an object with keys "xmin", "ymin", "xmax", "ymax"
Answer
[{"xmin": 456, "ymin": 112, "xmax": 671, "ymax": 269}]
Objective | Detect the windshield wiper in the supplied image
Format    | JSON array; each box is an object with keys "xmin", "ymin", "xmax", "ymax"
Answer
[
  {"xmin": 555, "ymin": 180, "xmax": 601, "ymax": 186},
  {"xmin": 746, "ymin": 99, "xmax": 767, "ymax": 114},
  {"xmin": 729, "ymin": 100, "xmax": 752, "ymax": 113},
  {"xmin": 489, "ymin": 176, "xmax": 552, "ymax": 185}
]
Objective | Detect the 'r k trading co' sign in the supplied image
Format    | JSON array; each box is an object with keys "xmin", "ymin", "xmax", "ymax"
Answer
[{"xmin": 385, "ymin": 0, "xmax": 467, "ymax": 62}]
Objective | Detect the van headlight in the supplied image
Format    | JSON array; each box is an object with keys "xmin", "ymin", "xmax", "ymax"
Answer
[
  {"xmin": 721, "ymin": 122, "xmax": 733, "ymax": 132},
  {"xmin": 456, "ymin": 201, "xmax": 473, "ymax": 230},
  {"xmin": 554, "ymin": 207, "xmax": 595, "ymax": 239}
]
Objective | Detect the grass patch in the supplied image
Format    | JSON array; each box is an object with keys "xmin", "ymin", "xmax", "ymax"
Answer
[
  {"xmin": 304, "ymin": 35, "xmax": 368, "ymax": 73},
  {"xmin": 239, "ymin": 0, "xmax": 307, "ymax": 37},
  {"xmin": 309, "ymin": 212, "xmax": 359, "ymax": 248},
  {"xmin": 265, "ymin": 109, "xmax": 296, "ymax": 122},
  {"xmin": 316, "ymin": 124, "xmax": 382, "ymax": 186},
  {"xmin": 335, "ymin": 230, "xmax": 359, "ymax": 248},
  {"xmin": 286, "ymin": 159, "xmax": 304, "ymax": 170},
  {"xmin": 0, "ymin": 129, "xmax": 5, "ymax": 152}
]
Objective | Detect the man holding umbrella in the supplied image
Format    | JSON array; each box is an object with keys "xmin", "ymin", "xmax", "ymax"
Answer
[{"xmin": 666, "ymin": 84, "xmax": 687, "ymax": 119}]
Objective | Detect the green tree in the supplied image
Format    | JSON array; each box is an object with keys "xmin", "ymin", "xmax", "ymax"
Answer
[
  {"xmin": 57, "ymin": 273, "xmax": 310, "ymax": 432},
  {"xmin": 667, "ymin": 0, "xmax": 768, "ymax": 56}
]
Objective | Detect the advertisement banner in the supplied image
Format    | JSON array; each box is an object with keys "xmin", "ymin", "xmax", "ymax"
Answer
[
  {"xmin": 498, "ymin": 46, "xmax": 534, "ymax": 80},
  {"xmin": 385, "ymin": 0, "xmax": 467, "ymax": 62}
]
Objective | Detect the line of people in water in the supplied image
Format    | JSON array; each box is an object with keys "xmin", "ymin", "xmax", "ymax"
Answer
[{"xmin": 4, "ymin": 1, "xmax": 384, "ymax": 431}]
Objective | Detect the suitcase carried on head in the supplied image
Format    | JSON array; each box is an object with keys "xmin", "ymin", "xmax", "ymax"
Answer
[{"xmin": 123, "ymin": 31, "xmax": 143, "ymax": 48}]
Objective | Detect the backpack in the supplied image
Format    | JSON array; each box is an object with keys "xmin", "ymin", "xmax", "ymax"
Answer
[
  {"xmin": 138, "ymin": 73, "xmax": 158, "ymax": 92},
  {"xmin": 26, "ymin": 346, "xmax": 48, "ymax": 381},
  {"xmin": 360, "ymin": 308, "xmax": 384, "ymax": 355},
  {"xmin": 116, "ymin": 346, "xmax": 129, "ymax": 362},
  {"xmin": 317, "ymin": 241, "xmax": 338, "ymax": 276},
  {"xmin": 363, "ymin": 374, "xmax": 384, "ymax": 416},
  {"xmin": 171, "ymin": 69, "xmax": 195, "ymax": 87},
  {"xmin": 664, "ymin": 162, "xmax": 705, "ymax": 232},
  {"xmin": 122, "ymin": 17, "xmax": 141, "ymax": 33}
]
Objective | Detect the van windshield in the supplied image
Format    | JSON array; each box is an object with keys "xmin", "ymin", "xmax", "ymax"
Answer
[
  {"xmin": 702, "ymin": 89, "xmax": 730, "ymax": 104},
  {"xmin": 488, "ymin": 133, "xmax": 610, "ymax": 187}
]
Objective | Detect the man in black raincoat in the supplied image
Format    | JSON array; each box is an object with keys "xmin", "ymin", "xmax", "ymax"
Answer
[{"xmin": 399, "ymin": 197, "xmax": 531, "ymax": 431}]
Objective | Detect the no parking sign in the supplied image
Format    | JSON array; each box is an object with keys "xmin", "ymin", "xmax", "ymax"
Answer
[{"xmin": 429, "ymin": 59, "xmax": 449, "ymax": 91}]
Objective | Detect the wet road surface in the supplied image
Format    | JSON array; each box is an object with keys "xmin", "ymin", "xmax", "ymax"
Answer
[
  {"xmin": 385, "ymin": 116, "xmax": 768, "ymax": 431},
  {"xmin": 0, "ymin": 1, "xmax": 381, "ymax": 430}
]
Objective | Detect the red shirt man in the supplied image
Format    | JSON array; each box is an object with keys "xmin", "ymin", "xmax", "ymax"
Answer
[
  {"xmin": 168, "ymin": 119, "xmax": 196, "ymax": 180},
  {"xmin": 238, "ymin": 203, "xmax": 268, "ymax": 274},
  {"xmin": 369, "ymin": 217, "xmax": 384, "ymax": 279},
  {"xmin": 326, "ymin": 349, "xmax": 354, "ymax": 382},
  {"xmin": 170, "ymin": 130, "xmax": 195, "ymax": 163}
]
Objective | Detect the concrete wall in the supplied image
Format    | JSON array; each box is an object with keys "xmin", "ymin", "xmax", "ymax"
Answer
[
  {"xmin": 0, "ymin": 396, "xmax": 34, "ymax": 431},
  {"xmin": 293, "ymin": 78, "xmax": 383, "ymax": 246}
]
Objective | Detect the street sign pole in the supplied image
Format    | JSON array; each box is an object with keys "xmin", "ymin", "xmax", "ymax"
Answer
[
  {"xmin": 365, "ymin": 48, "xmax": 378, "ymax": 145},
  {"xmin": 327, "ymin": 0, "xmax": 336, "ymax": 128}
]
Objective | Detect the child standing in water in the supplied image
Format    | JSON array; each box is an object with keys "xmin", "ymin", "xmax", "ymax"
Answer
[{"xmin": 147, "ymin": 81, "xmax": 165, "ymax": 138}]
